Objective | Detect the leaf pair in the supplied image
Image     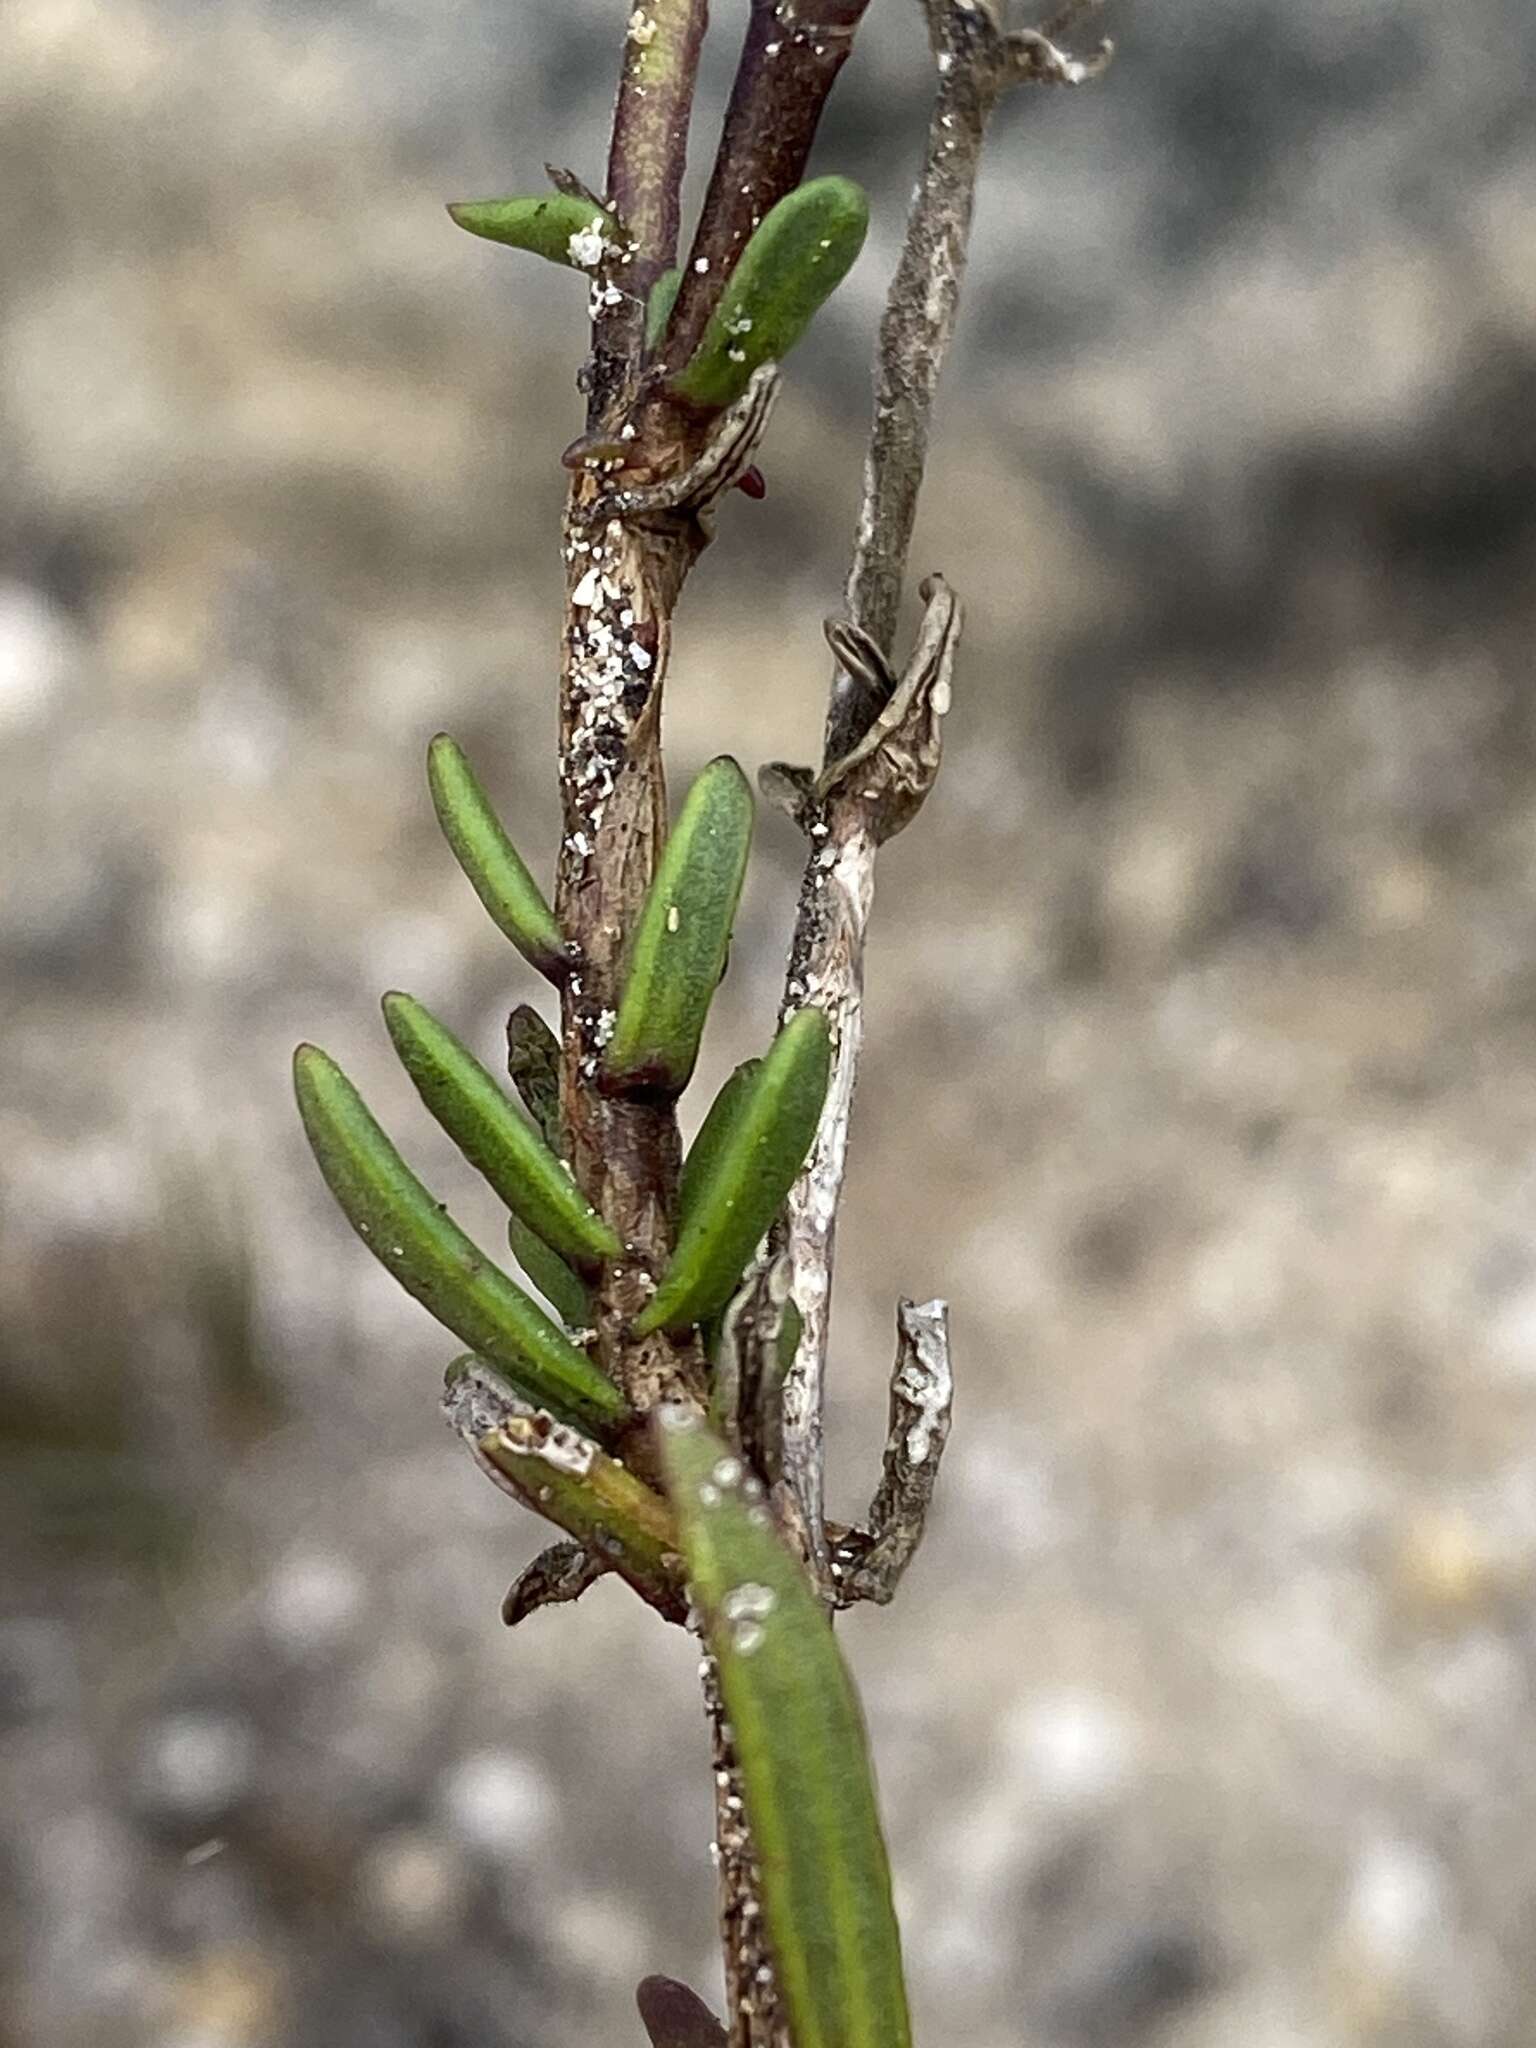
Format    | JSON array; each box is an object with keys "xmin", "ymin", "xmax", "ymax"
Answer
[
  {"xmin": 659, "ymin": 1411, "xmax": 912, "ymax": 2048},
  {"xmin": 450, "ymin": 176, "xmax": 869, "ymax": 413},
  {"xmin": 382, "ymin": 993, "xmax": 618, "ymax": 1271},
  {"xmin": 595, "ymin": 753, "xmax": 829, "ymax": 1329},
  {"xmin": 636, "ymin": 1008, "xmax": 830, "ymax": 1336}
]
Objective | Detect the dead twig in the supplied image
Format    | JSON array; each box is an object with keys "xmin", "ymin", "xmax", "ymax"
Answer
[
  {"xmin": 831, "ymin": 1298, "xmax": 954, "ymax": 1607},
  {"xmin": 501, "ymin": 1542, "xmax": 607, "ymax": 1627},
  {"xmin": 774, "ymin": 0, "xmax": 1112, "ymax": 1599}
]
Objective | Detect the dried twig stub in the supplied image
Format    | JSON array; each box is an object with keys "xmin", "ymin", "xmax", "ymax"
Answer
[
  {"xmin": 765, "ymin": 575, "xmax": 961, "ymax": 846},
  {"xmin": 637, "ymin": 1975, "xmax": 730, "ymax": 2048},
  {"xmin": 831, "ymin": 1298, "xmax": 954, "ymax": 1607},
  {"xmin": 774, "ymin": 0, "xmax": 1109, "ymax": 1601},
  {"xmin": 595, "ymin": 365, "xmax": 781, "ymax": 523},
  {"xmin": 502, "ymin": 1541, "xmax": 607, "ymax": 1627}
]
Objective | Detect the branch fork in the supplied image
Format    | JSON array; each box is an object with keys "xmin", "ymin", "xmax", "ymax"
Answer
[{"xmin": 436, "ymin": 0, "xmax": 1112, "ymax": 2031}]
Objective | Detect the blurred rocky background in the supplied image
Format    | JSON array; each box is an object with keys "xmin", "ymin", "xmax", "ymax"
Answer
[{"xmin": 4, "ymin": 0, "xmax": 1536, "ymax": 2043}]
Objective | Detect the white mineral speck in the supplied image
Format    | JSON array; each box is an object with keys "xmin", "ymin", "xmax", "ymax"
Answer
[
  {"xmin": 567, "ymin": 218, "xmax": 608, "ymax": 270},
  {"xmin": 629, "ymin": 642, "xmax": 652, "ymax": 672},
  {"xmin": 666, "ymin": 904, "xmax": 680, "ymax": 932},
  {"xmin": 698, "ymin": 1482, "xmax": 721, "ymax": 1508},
  {"xmin": 731, "ymin": 1622, "xmax": 765, "ymax": 1656},
  {"xmin": 571, "ymin": 566, "xmax": 602, "ymax": 607},
  {"xmin": 694, "ymin": 256, "xmax": 710, "ymax": 273},
  {"xmin": 712, "ymin": 1456, "xmax": 744, "ymax": 1490}
]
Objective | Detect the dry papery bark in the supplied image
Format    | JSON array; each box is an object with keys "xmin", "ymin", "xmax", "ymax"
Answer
[{"xmin": 547, "ymin": 3, "xmax": 1111, "ymax": 2039}]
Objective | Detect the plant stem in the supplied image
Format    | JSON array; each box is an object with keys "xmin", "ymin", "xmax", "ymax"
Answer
[
  {"xmin": 828, "ymin": 2, "xmax": 1002, "ymax": 746},
  {"xmin": 609, "ymin": 0, "xmax": 710, "ymax": 292},
  {"xmin": 592, "ymin": 0, "xmax": 710, "ymax": 421},
  {"xmin": 559, "ymin": 4, "xmax": 718, "ymax": 1427},
  {"xmin": 703, "ymin": 1655, "xmax": 789, "ymax": 2048}
]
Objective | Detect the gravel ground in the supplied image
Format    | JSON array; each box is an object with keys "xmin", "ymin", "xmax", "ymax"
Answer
[{"xmin": 4, "ymin": 2, "xmax": 1536, "ymax": 2045}]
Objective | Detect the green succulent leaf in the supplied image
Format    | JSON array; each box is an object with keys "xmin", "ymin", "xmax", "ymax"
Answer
[
  {"xmin": 382, "ymin": 992, "xmax": 621, "ymax": 1271},
  {"xmin": 293, "ymin": 1045, "xmax": 626, "ymax": 1432},
  {"xmin": 507, "ymin": 1213, "xmax": 593, "ymax": 1330},
  {"xmin": 678, "ymin": 1058, "xmax": 762, "ymax": 1229},
  {"xmin": 659, "ymin": 1409, "xmax": 911, "ymax": 2048},
  {"xmin": 477, "ymin": 1415, "xmax": 683, "ymax": 1618},
  {"xmin": 506, "ymin": 1003, "xmax": 564, "ymax": 1153},
  {"xmin": 446, "ymin": 194, "xmax": 621, "ymax": 269},
  {"xmin": 633, "ymin": 1008, "xmax": 830, "ymax": 1336},
  {"xmin": 443, "ymin": 1357, "xmax": 683, "ymax": 1622},
  {"xmin": 427, "ymin": 733, "xmax": 567, "ymax": 982},
  {"xmin": 670, "ymin": 176, "xmax": 870, "ymax": 412},
  {"xmin": 602, "ymin": 757, "xmax": 754, "ymax": 1100},
  {"xmin": 645, "ymin": 266, "xmax": 683, "ymax": 353}
]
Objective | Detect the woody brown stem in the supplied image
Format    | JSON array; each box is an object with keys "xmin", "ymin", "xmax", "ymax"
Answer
[
  {"xmin": 553, "ymin": 483, "xmax": 711, "ymax": 1434},
  {"xmin": 703, "ymin": 1653, "xmax": 789, "ymax": 2048},
  {"xmin": 591, "ymin": 0, "xmax": 710, "ymax": 422},
  {"xmin": 608, "ymin": 0, "xmax": 710, "ymax": 296}
]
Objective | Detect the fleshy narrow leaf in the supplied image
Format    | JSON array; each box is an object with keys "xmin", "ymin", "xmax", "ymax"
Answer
[
  {"xmin": 670, "ymin": 176, "xmax": 869, "ymax": 412},
  {"xmin": 447, "ymin": 193, "xmax": 621, "ymax": 269},
  {"xmin": 293, "ymin": 1045, "xmax": 626, "ymax": 1432},
  {"xmin": 632, "ymin": 1008, "xmax": 830, "ymax": 1336},
  {"xmin": 659, "ymin": 1410, "xmax": 911, "ymax": 2048},
  {"xmin": 427, "ymin": 733, "xmax": 567, "ymax": 982},
  {"xmin": 602, "ymin": 757, "xmax": 754, "ymax": 1099},
  {"xmin": 507, "ymin": 1003, "xmax": 564, "ymax": 1153},
  {"xmin": 444, "ymin": 1358, "xmax": 683, "ymax": 1622},
  {"xmin": 678, "ymin": 1058, "xmax": 761, "ymax": 1228},
  {"xmin": 383, "ymin": 992, "xmax": 621, "ymax": 1271},
  {"xmin": 508, "ymin": 1213, "xmax": 593, "ymax": 1330}
]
